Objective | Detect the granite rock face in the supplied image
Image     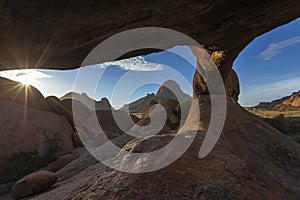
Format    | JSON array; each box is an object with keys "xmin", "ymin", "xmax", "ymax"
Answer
[
  {"xmin": 0, "ymin": 77, "xmax": 52, "ymax": 112},
  {"xmin": 0, "ymin": 0, "xmax": 299, "ymax": 79},
  {"xmin": 0, "ymin": 98, "xmax": 73, "ymax": 184},
  {"xmin": 31, "ymin": 96, "xmax": 300, "ymax": 200},
  {"xmin": 0, "ymin": 1, "xmax": 299, "ymax": 199}
]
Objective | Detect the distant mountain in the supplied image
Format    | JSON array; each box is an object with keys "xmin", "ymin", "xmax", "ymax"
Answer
[
  {"xmin": 155, "ymin": 80, "xmax": 192, "ymax": 102},
  {"xmin": 251, "ymin": 91, "xmax": 300, "ymax": 110},
  {"xmin": 120, "ymin": 80, "xmax": 192, "ymax": 113},
  {"xmin": 60, "ymin": 92, "xmax": 112, "ymax": 111},
  {"xmin": 121, "ymin": 93, "xmax": 156, "ymax": 113}
]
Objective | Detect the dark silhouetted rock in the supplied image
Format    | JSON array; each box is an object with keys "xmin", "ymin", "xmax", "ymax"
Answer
[
  {"xmin": 0, "ymin": 77, "xmax": 52, "ymax": 112},
  {"xmin": 0, "ymin": 0, "xmax": 299, "ymax": 75},
  {"xmin": 225, "ymin": 70, "xmax": 240, "ymax": 101}
]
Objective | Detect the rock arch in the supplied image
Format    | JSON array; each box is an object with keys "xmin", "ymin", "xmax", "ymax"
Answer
[
  {"xmin": 0, "ymin": 0, "xmax": 299, "ymax": 74},
  {"xmin": 0, "ymin": 1, "xmax": 300, "ymax": 199}
]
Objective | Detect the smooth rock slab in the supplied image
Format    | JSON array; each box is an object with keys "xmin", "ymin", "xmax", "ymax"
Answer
[{"xmin": 11, "ymin": 171, "xmax": 57, "ymax": 199}]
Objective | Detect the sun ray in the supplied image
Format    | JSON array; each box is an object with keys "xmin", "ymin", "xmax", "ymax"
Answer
[
  {"xmin": 8, "ymin": 47, "xmax": 22, "ymax": 69},
  {"xmin": 23, "ymin": 84, "xmax": 28, "ymax": 125},
  {"xmin": 33, "ymin": 35, "xmax": 56, "ymax": 69}
]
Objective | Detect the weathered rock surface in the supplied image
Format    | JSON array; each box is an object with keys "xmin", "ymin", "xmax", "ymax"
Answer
[
  {"xmin": 25, "ymin": 96, "xmax": 300, "ymax": 200},
  {"xmin": 46, "ymin": 96, "xmax": 65, "ymax": 113},
  {"xmin": 11, "ymin": 171, "xmax": 57, "ymax": 199},
  {"xmin": 43, "ymin": 154, "xmax": 79, "ymax": 172},
  {"xmin": 46, "ymin": 96, "xmax": 73, "ymax": 125},
  {"xmin": 0, "ymin": 99, "xmax": 73, "ymax": 184},
  {"xmin": 0, "ymin": 1, "xmax": 299, "ymax": 199},
  {"xmin": 225, "ymin": 70, "xmax": 240, "ymax": 101},
  {"xmin": 99, "ymin": 110, "xmax": 140, "ymax": 133},
  {"xmin": 61, "ymin": 99, "xmax": 91, "ymax": 126},
  {"xmin": 82, "ymin": 110, "xmax": 140, "ymax": 139},
  {"xmin": 46, "ymin": 96, "xmax": 92, "ymax": 129},
  {"xmin": 0, "ymin": 77, "xmax": 52, "ymax": 112},
  {"xmin": 283, "ymin": 91, "xmax": 300, "ymax": 108},
  {"xmin": 0, "ymin": 0, "xmax": 299, "ymax": 75},
  {"xmin": 55, "ymin": 148, "xmax": 100, "ymax": 183},
  {"xmin": 141, "ymin": 99, "xmax": 182, "ymax": 130}
]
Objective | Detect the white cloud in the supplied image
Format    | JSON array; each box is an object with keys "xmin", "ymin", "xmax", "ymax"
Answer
[
  {"xmin": 0, "ymin": 69, "xmax": 51, "ymax": 85},
  {"xmin": 97, "ymin": 56, "xmax": 165, "ymax": 71},
  {"xmin": 260, "ymin": 35, "xmax": 300, "ymax": 61},
  {"xmin": 239, "ymin": 76, "xmax": 300, "ymax": 106}
]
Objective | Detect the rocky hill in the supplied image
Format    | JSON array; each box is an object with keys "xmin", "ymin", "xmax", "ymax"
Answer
[
  {"xmin": 61, "ymin": 92, "xmax": 112, "ymax": 111},
  {"xmin": 251, "ymin": 91, "xmax": 300, "ymax": 110},
  {"xmin": 121, "ymin": 93, "xmax": 156, "ymax": 113},
  {"xmin": 155, "ymin": 80, "xmax": 192, "ymax": 102},
  {"xmin": 120, "ymin": 80, "xmax": 192, "ymax": 113}
]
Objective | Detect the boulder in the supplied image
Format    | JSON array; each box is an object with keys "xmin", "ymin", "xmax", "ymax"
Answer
[
  {"xmin": 61, "ymin": 99, "xmax": 91, "ymax": 126},
  {"xmin": 11, "ymin": 171, "xmax": 57, "ymax": 199},
  {"xmin": 45, "ymin": 96, "xmax": 72, "ymax": 118},
  {"xmin": 141, "ymin": 98, "xmax": 187, "ymax": 131},
  {"xmin": 135, "ymin": 117, "xmax": 173, "ymax": 136},
  {"xmin": 75, "ymin": 110, "xmax": 140, "ymax": 148},
  {"xmin": 95, "ymin": 110, "xmax": 140, "ymax": 134},
  {"xmin": 0, "ymin": 99, "xmax": 73, "ymax": 184},
  {"xmin": 0, "ymin": 77, "xmax": 52, "ymax": 112},
  {"xmin": 46, "ymin": 96, "xmax": 91, "ymax": 128},
  {"xmin": 45, "ymin": 154, "xmax": 79, "ymax": 172}
]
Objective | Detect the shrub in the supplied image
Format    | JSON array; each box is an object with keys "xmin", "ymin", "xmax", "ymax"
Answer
[
  {"xmin": 2, "ymin": 150, "xmax": 45, "ymax": 184},
  {"xmin": 46, "ymin": 132, "xmax": 62, "ymax": 162}
]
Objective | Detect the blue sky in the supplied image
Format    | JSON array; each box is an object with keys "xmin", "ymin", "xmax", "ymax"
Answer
[
  {"xmin": 233, "ymin": 18, "xmax": 300, "ymax": 106},
  {"xmin": 0, "ymin": 18, "xmax": 299, "ymax": 108},
  {"xmin": 0, "ymin": 46, "xmax": 196, "ymax": 108}
]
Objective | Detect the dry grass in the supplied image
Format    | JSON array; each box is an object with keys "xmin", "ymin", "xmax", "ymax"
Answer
[
  {"xmin": 246, "ymin": 108, "xmax": 300, "ymax": 118},
  {"xmin": 246, "ymin": 108, "xmax": 300, "ymax": 142}
]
